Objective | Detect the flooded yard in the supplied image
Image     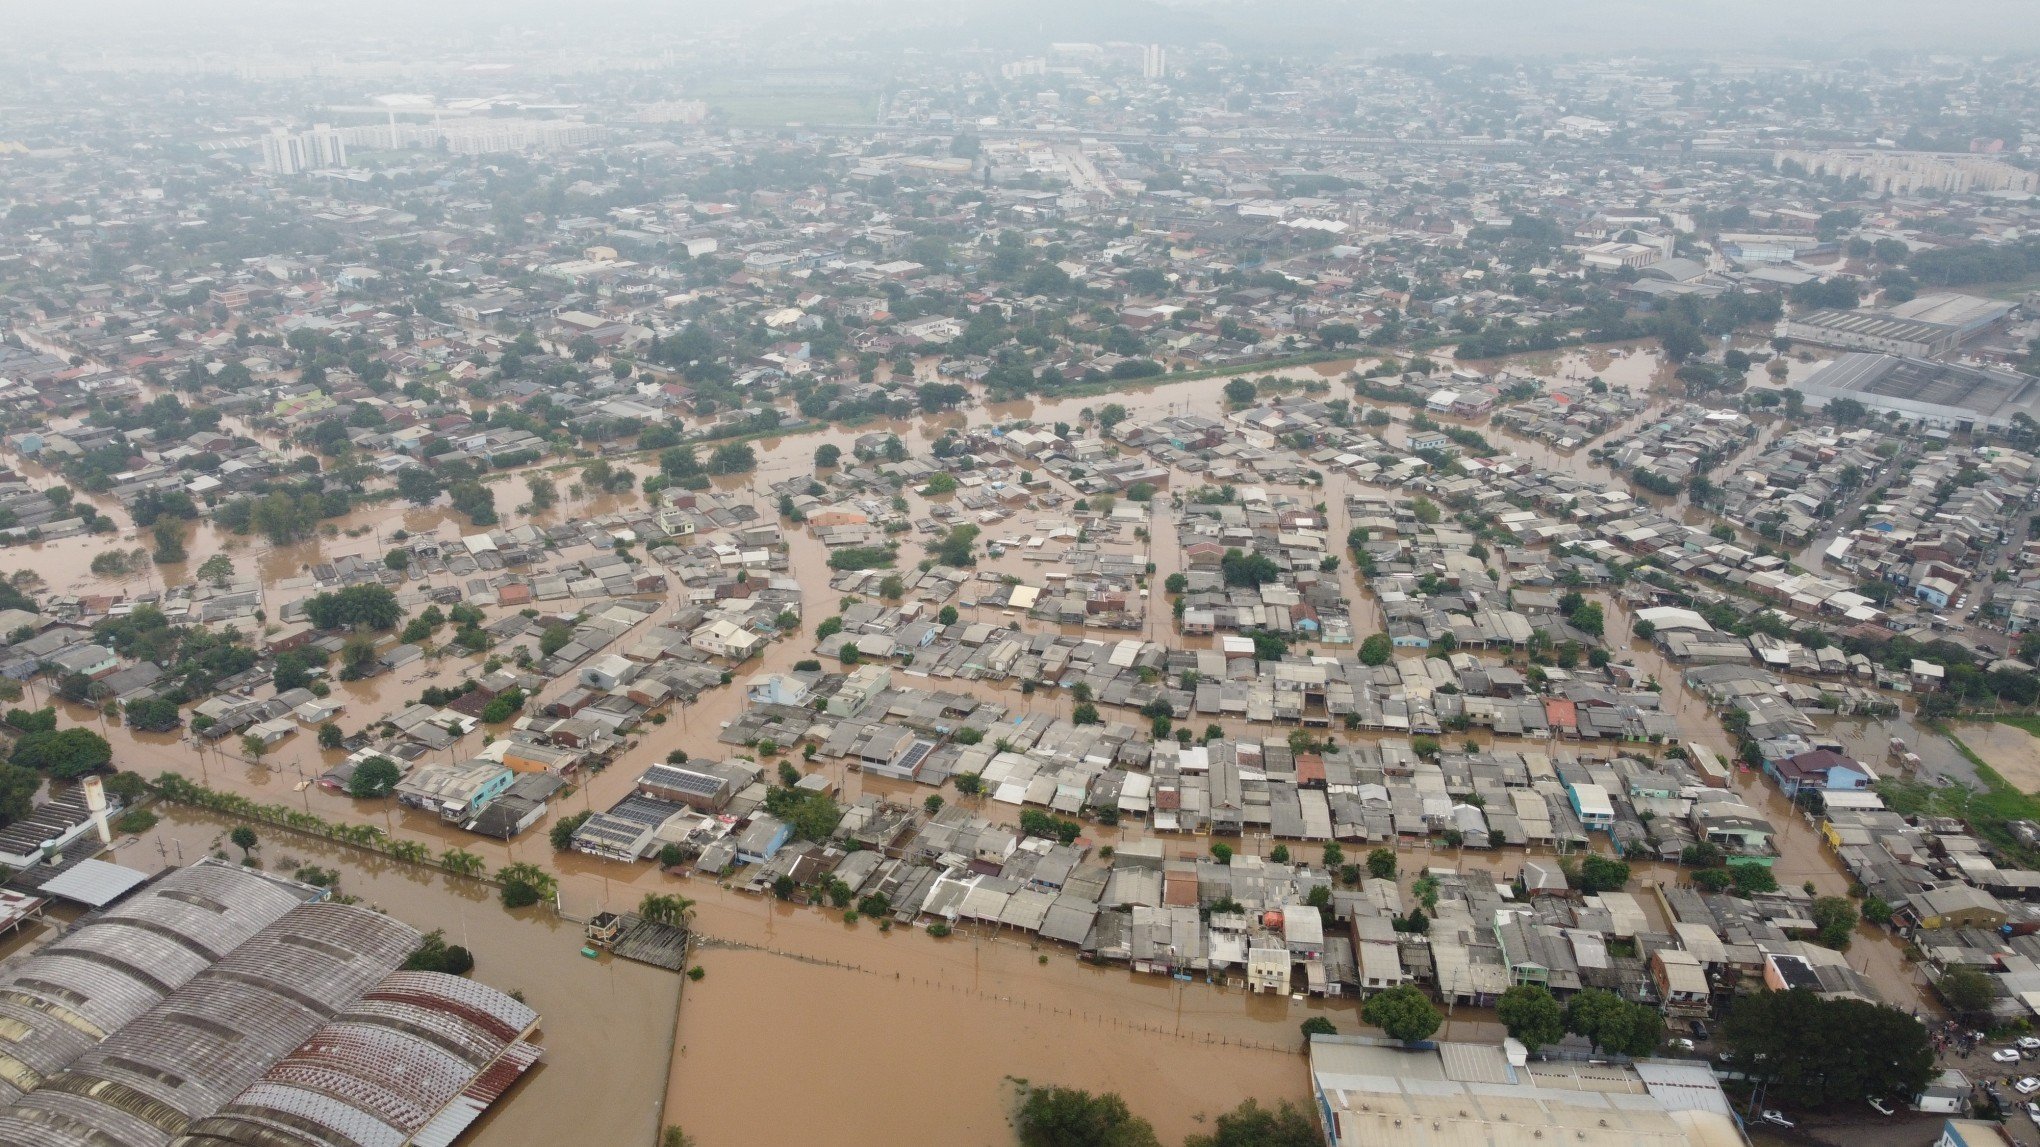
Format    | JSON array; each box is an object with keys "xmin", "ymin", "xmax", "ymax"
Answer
[
  {"xmin": 1947, "ymin": 719, "xmax": 2040, "ymax": 793},
  {"xmin": 667, "ymin": 940, "xmax": 1314, "ymax": 1147}
]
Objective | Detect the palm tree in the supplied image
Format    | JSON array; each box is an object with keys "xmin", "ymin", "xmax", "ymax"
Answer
[{"xmin": 638, "ymin": 893, "xmax": 698, "ymax": 927}]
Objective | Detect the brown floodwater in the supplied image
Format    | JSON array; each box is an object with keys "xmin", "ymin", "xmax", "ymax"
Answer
[
  {"xmin": 9, "ymin": 341, "xmax": 1929, "ymax": 1146},
  {"xmin": 1950, "ymin": 721, "xmax": 2040, "ymax": 794},
  {"xmin": 667, "ymin": 944, "xmax": 1313, "ymax": 1147}
]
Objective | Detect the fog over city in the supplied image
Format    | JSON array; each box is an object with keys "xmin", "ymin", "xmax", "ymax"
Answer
[
  {"xmin": 2, "ymin": 2, "xmax": 2040, "ymax": 1147},
  {"xmin": 8, "ymin": 0, "xmax": 2040, "ymax": 54}
]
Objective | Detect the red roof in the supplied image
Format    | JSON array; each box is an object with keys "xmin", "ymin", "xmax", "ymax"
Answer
[{"xmin": 1544, "ymin": 699, "xmax": 1578, "ymax": 729}]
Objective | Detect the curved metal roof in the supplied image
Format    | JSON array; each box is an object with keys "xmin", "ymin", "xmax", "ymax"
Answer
[
  {"xmin": 170, "ymin": 972, "xmax": 538, "ymax": 1147},
  {"xmin": 0, "ymin": 861, "xmax": 313, "ymax": 1106},
  {"xmin": 0, "ymin": 901, "xmax": 419, "ymax": 1145}
]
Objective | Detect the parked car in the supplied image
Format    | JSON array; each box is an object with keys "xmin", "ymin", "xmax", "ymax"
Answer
[
  {"xmin": 1689, "ymin": 1020, "xmax": 1710, "ymax": 1040},
  {"xmin": 1869, "ymin": 1098, "xmax": 1894, "ymax": 1116},
  {"xmin": 2018, "ymin": 1037, "xmax": 2040, "ymax": 1051},
  {"xmin": 2015, "ymin": 1077, "xmax": 2040, "ymax": 1095},
  {"xmin": 2025, "ymin": 1100, "xmax": 2040, "ymax": 1125},
  {"xmin": 1668, "ymin": 1038, "xmax": 1695, "ymax": 1052},
  {"xmin": 1761, "ymin": 1111, "xmax": 1794, "ymax": 1128},
  {"xmin": 1995, "ymin": 1049, "xmax": 2023, "ymax": 1063}
]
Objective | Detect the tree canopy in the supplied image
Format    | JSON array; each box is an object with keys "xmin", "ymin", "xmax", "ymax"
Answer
[
  {"xmin": 303, "ymin": 584, "xmax": 404, "ymax": 631},
  {"xmin": 1498, "ymin": 984, "xmax": 1566, "ymax": 1052},
  {"xmin": 12, "ymin": 727, "xmax": 113, "ymax": 778},
  {"xmin": 1183, "ymin": 1099, "xmax": 1320, "ymax": 1147},
  {"xmin": 1014, "ymin": 1086, "xmax": 1160, "ymax": 1147},
  {"xmin": 1720, "ymin": 989, "xmax": 1933, "ymax": 1108},
  {"xmin": 1359, "ymin": 633, "xmax": 1394, "ymax": 667},
  {"xmin": 347, "ymin": 756, "xmax": 403, "ymax": 799},
  {"xmin": 1363, "ymin": 985, "xmax": 1442, "ymax": 1043},
  {"xmin": 1564, "ymin": 988, "xmax": 1663, "ymax": 1057}
]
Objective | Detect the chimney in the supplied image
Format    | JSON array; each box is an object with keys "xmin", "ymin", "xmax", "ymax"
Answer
[{"xmin": 83, "ymin": 775, "xmax": 110, "ymax": 844}]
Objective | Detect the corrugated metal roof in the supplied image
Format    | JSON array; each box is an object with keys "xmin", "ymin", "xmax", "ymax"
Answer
[{"xmin": 37, "ymin": 860, "xmax": 148, "ymax": 909}]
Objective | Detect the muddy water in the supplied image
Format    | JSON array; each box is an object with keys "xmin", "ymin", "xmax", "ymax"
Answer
[
  {"xmin": 1949, "ymin": 721, "xmax": 2040, "ymax": 794},
  {"xmin": 127, "ymin": 806, "xmax": 683, "ymax": 1147},
  {"xmin": 668, "ymin": 944, "xmax": 1312, "ymax": 1147}
]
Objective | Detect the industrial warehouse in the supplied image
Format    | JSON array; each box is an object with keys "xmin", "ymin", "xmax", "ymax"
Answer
[
  {"xmin": 0, "ymin": 860, "xmax": 541, "ymax": 1147},
  {"xmin": 1782, "ymin": 292, "xmax": 2014, "ymax": 358},
  {"xmin": 1794, "ymin": 351, "xmax": 2040, "ymax": 431},
  {"xmin": 1306, "ymin": 1035, "xmax": 1744, "ymax": 1147}
]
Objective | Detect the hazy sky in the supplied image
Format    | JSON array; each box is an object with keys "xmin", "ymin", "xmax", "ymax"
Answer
[{"xmin": 8, "ymin": 0, "xmax": 2039, "ymax": 57}]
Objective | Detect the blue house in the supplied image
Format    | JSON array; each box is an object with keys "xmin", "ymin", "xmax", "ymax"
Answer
[
  {"xmin": 745, "ymin": 672, "xmax": 814, "ymax": 708},
  {"xmin": 1567, "ymin": 782, "xmax": 1614, "ymax": 832},
  {"xmin": 1767, "ymin": 748, "xmax": 1873, "ymax": 797},
  {"xmin": 735, "ymin": 813, "xmax": 792, "ymax": 864},
  {"xmin": 1388, "ymin": 621, "xmax": 1431, "ymax": 649},
  {"xmin": 1915, "ymin": 577, "xmax": 1957, "ymax": 609}
]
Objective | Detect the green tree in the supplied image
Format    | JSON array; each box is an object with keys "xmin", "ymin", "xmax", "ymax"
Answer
[
  {"xmin": 1498, "ymin": 984, "xmax": 1566, "ymax": 1052},
  {"xmin": 1223, "ymin": 377, "xmax": 1258, "ymax": 406},
  {"xmin": 396, "ymin": 466, "xmax": 442, "ymax": 506},
  {"xmin": 403, "ymin": 929, "xmax": 475, "ymax": 975},
  {"xmin": 1301, "ymin": 1016, "xmax": 1337, "ymax": 1039},
  {"xmin": 12, "ymin": 727, "xmax": 113, "ymax": 778},
  {"xmin": 196, "ymin": 553, "xmax": 235, "ymax": 588},
  {"xmin": 1565, "ymin": 988, "xmax": 1662, "ymax": 1056},
  {"xmin": 1183, "ymin": 1099, "xmax": 1321, "ymax": 1147},
  {"xmin": 480, "ymin": 688, "xmax": 526, "ymax": 724},
  {"xmin": 229, "ymin": 825, "xmax": 258, "ymax": 857},
  {"xmin": 762, "ymin": 788, "xmax": 844, "ymax": 842},
  {"xmin": 814, "ymin": 443, "xmax": 842, "ymax": 468},
  {"xmin": 347, "ymin": 756, "xmax": 402, "ymax": 798},
  {"xmin": 1359, "ymin": 633, "xmax": 1393, "ymax": 666},
  {"xmin": 1938, "ymin": 965, "xmax": 1996, "ymax": 1015},
  {"xmin": 303, "ymin": 584, "xmax": 404, "ymax": 631},
  {"xmin": 1731, "ymin": 863, "xmax": 1778, "ymax": 896},
  {"xmin": 708, "ymin": 442, "xmax": 757, "ymax": 474},
  {"xmin": 151, "ymin": 521, "xmax": 186, "ymax": 564},
  {"xmin": 1366, "ymin": 847, "xmax": 1397, "ymax": 880},
  {"xmin": 497, "ymin": 861, "xmax": 558, "ymax": 908},
  {"xmin": 123, "ymin": 697, "xmax": 182, "ymax": 733},
  {"xmin": 316, "ymin": 722, "xmax": 343, "ymax": 750},
  {"xmin": 0, "ymin": 762, "xmax": 41, "ymax": 828},
  {"xmin": 1014, "ymin": 1086, "xmax": 1161, "ymax": 1147},
  {"xmin": 1810, "ymin": 895, "xmax": 1859, "ymax": 950},
  {"xmin": 1576, "ymin": 854, "xmax": 1631, "ymax": 894},
  {"xmin": 539, "ymin": 624, "xmax": 575, "ymax": 657},
  {"xmin": 1721, "ymin": 989, "xmax": 1933, "ymax": 1108},
  {"xmin": 1363, "ymin": 985, "xmax": 1442, "ymax": 1044}
]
